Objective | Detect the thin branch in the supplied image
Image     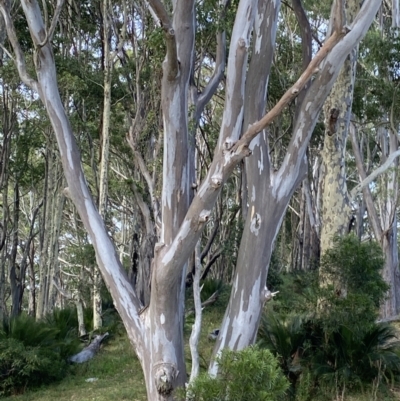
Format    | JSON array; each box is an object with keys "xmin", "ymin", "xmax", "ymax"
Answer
[
  {"xmin": 0, "ymin": 2, "xmax": 38, "ymax": 90},
  {"xmin": 38, "ymin": 0, "xmax": 64, "ymax": 47},
  {"xmin": 200, "ymin": 217, "xmax": 220, "ymax": 261},
  {"xmin": 349, "ymin": 123, "xmax": 383, "ymax": 239},
  {"xmin": 200, "ymin": 251, "xmax": 222, "ymax": 281},
  {"xmin": 127, "ymin": 125, "xmax": 160, "ymax": 227},
  {"xmin": 350, "ymin": 150, "xmax": 400, "ymax": 198},
  {"xmin": 147, "ymin": 0, "xmax": 179, "ymax": 79},
  {"xmin": 0, "ymin": 42, "xmax": 13, "ymax": 60},
  {"xmin": 52, "ymin": 278, "xmax": 73, "ymax": 299},
  {"xmin": 291, "ymin": 0, "xmax": 312, "ymax": 109},
  {"xmin": 196, "ymin": 0, "xmax": 230, "ymax": 116},
  {"xmin": 232, "ymin": 30, "xmax": 343, "ymax": 152}
]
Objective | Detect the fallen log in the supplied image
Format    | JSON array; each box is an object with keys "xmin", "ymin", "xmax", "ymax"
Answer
[{"xmin": 69, "ymin": 332, "xmax": 109, "ymax": 363}]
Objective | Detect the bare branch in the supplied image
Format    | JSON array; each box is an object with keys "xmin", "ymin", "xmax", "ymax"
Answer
[
  {"xmin": 200, "ymin": 250, "xmax": 222, "ymax": 281},
  {"xmin": 349, "ymin": 123, "xmax": 383, "ymax": 239},
  {"xmin": 350, "ymin": 149, "xmax": 400, "ymax": 198},
  {"xmin": 196, "ymin": 31, "xmax": 225, "ymax": 117},
  {"xmin": 147, "ymin": 0, "xmax": 171, "ymax": 27},
  {"xmin": 291, "ymin": 0, "xmax": 312, "ymax": 110},
  {"xmin": 52, "ymin": 278, "xmax": 73, "ymax": 299},
  {"xmin": 147, "ymin": 0, "xmax": 179, "ymax": 79},
  {"xmin": 38, "ymin": 0, "xmax": 64, "ymax": 47},
  {"xmin": 233, "ymin": 30, "xmax": 343, "ymax": 152},
  {"xmin": 188, "ymin": 240, "xmax": 202, "ymax": 383},
  {"xmin": 196, "ymin": 1, "xmax": 230, "ymax": 116},
  {"xmin": 127, "ymin": 126, "xmax": 160, "ymax": 227},
  {"xmin": 0, "ymin": 2, "xmax": 38, "ymax": 90},
  {"xmin": 291, "ymin": 0, "xmax": 312, "ymax": 71}
]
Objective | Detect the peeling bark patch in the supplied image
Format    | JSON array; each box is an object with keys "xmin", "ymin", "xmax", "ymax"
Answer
[
  {"xmin": 160, "ymin": 313, "xmax": 165, "ymax": 325},
  {"xmin": 227, "ymin": 275, "xmax": 262, "ymax": 349},
  {"xmin": 249, "ymin": 135, "xmax": 260, "ymax": 151},
  {"xmin": 154, "ymin": 363, "xmax": 177, "ymax": 396},
  {"xmin": 151, "ymin": 325, "xmax": 175, "ymax": 354},
  {"xmin": 254, "ymin": 10, "xmax": 265, "ymax": 55},
  {"xmin": 258, "ymin": 147, "xmax": 264, "ymax": 174}
]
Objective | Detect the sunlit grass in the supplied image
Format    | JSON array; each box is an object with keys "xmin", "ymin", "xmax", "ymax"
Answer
[
  {"xmin": 3, "ymin": 288, "xmax": 400, "ymax": 401},
  {"xmin": 2, "ymin": 334, "xmax": 146, "ymax": 401},
  {"xmin": 2, "ymin": 287, "xmax": 228, "ymax": 401}
]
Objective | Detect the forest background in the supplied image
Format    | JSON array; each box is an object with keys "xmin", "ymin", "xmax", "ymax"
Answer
[{"xmin": 2, "ymin": 0, "xmax": 400, "ymax": 400}]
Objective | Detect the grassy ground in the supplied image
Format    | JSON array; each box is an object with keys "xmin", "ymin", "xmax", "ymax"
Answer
[
  {"xmin": 2, "ymin": 292, "xmax": 226, "ymax": 401},
  {"xmin": 4, "ymin": 289, "xmax": 400, "ymax": 401},
  {"xmin": 3, "ymin": 334, "xmax": 147, "ymax": 401}
]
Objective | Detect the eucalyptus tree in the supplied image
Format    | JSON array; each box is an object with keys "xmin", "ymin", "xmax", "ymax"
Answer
[
  {"xmin": 320, "ymin": 0, "xmax": 359, "ymax": 257},
  {"xmin": 0, "ymin": 0, "xmax": 382, "ymax": 400}
]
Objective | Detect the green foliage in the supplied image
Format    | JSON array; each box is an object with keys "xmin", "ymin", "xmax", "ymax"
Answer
[
  {"xmin": 319, "ymin": 235, "xmax": 388, "ymax": 332},
  {"xmin": 0, "ymin": 312, "xmax": 81, "ymax": 396},
  {"xmin": 258, "ymin": 314, "xmax": 306, "ymax": 381},
  {"xmin": 310, "ymin": 324, "xmax": 400, "ymax": 394},
  {"xmin": 200, "ymin": 279, "xmax": 224, "ymax": 303},
  {"xmin": 0, "ymin": 338, "xmax": 65, "ymax": 396},
  {"xmin": 259, "ymin": 235, "xmax": 400, "ymax": 400},
  {"xmin": 178, "ymin": 346, "xmax": 289, "ymax": 401}
]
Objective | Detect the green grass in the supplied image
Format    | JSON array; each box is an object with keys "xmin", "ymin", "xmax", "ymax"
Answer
[
  {"xmin": 2, "ymin": 334, "xmax": 147, "ymax": 401},
  {"xmin": 2, "ymin": 291, "xmax": 228, "ymax": 401},
  {"xmin": 3, "ymin": 290, "xmax": 400, "ymax": 401}
]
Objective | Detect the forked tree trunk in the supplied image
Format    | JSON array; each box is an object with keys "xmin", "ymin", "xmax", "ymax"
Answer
[
  {"xmin": 1, "ymin": 0, "xmax": 382, "ymax": 398},
  {"xmin": 211, "ymin": 0, "xmax": 381, "ymax": 371}
]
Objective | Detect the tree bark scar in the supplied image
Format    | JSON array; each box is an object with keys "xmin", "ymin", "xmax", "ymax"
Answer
[
  {"xmin": 328, "ymin": 108, "xmax": 340, "ymax": 135},
  {"xmin": 154, "ymin": 363, "xmax": 177, "ymax": 395}
]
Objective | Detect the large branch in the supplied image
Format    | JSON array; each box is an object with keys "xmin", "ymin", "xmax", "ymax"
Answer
[{"xmin": 13, "ymin": 0, "xmax": 145, "ymax": 350}]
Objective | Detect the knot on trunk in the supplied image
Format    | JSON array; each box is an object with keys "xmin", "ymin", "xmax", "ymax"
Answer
[
  {"xmin": 328, "ymin": 108, "xmax": 340, "ymax": 135},
  {"xmin": 154, "ymin": 363, "xmax": 177, "ymax": 396}
]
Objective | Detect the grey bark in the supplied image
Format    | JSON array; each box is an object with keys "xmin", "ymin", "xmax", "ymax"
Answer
[
  {"xmin": 0, "ymin": 0, "xmax": 382, "ymax": 398},
  {"xmin": 210, "ymin": 0, "xmax": 382, "ymax": 372},
  {"xmin": 69, "ymin": 332, "xmax": 109, "ymax": 363}
]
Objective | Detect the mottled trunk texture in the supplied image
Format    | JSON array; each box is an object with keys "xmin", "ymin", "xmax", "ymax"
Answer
[{"xmin": 320, "ymin": 0, "xmax": 358, "ymax": 256}]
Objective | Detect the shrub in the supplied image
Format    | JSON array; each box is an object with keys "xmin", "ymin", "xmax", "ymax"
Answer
[
  {"xmin": 178, "ymin": 345, "xmax": 289, "ymax": 401},
  {"xmin": 0, "ymin": 338, "xmax": 66, "ymax": 396},
  {"xmin": 0, "ymin": 311, "xmax": 81, "ymax": 396},
  {"xmin": 259, "ymin": 235, "xmax": 400, "ymax": 400}
]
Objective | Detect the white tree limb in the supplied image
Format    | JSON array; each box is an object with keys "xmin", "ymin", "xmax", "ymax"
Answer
[{"xmin": 350, "ymin": 149, "xmax": 400, "ymax": 199}]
